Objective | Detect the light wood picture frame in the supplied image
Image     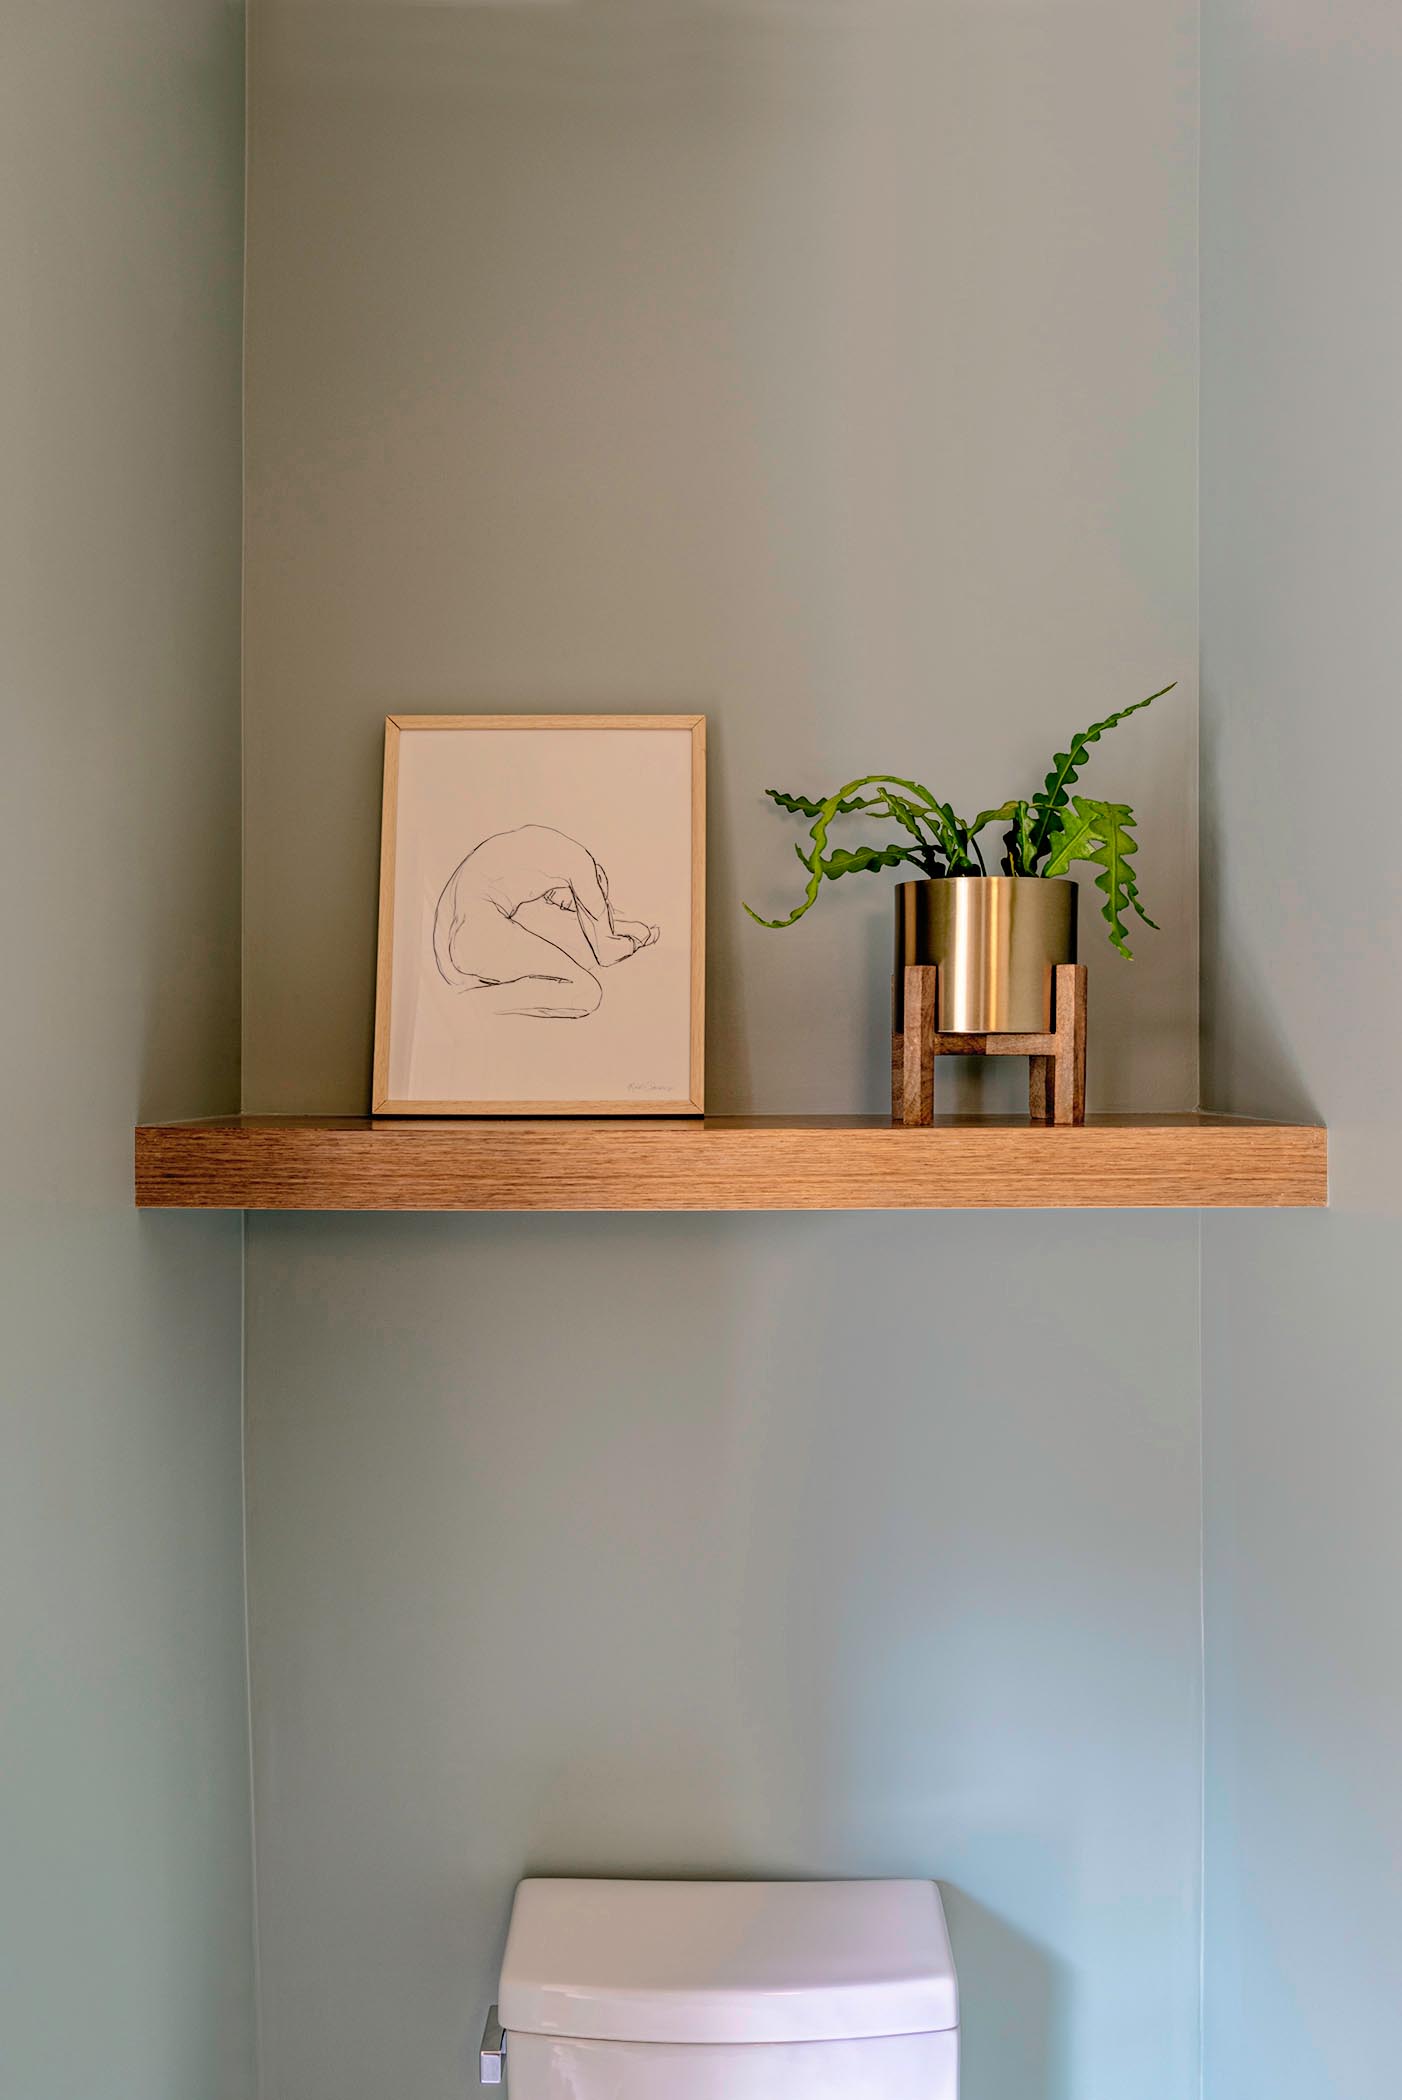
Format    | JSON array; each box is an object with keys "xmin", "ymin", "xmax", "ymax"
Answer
[{"xmin": 373, "ymin": 715, "xmax": 705, "ymax": 1115}]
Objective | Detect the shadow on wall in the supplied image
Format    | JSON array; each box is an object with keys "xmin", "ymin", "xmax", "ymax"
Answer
[
  {"xmin": 1199, "ymin": 684, "xmax": 1316, "ymax": 1123},
  {"xmin": 942, "ymin": 1887, "xmax": 1069, "ymax": 2100}
]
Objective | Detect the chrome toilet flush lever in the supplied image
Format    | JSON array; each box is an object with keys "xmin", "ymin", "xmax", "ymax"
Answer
[{"xmin": 480, "ymin": 2006, "xmax": 506, "ymax": 2085}]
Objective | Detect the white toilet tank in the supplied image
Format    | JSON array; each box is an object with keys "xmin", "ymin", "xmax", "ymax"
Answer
[{"xmin": 488, "ymin": 1877, "xmax": 959, "ymax": 2098}]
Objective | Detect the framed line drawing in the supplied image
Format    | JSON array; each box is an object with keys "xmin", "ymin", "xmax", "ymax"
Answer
[{"xmin": 373, "ymin": 715, "xmax": 705, "ymax": 1115}]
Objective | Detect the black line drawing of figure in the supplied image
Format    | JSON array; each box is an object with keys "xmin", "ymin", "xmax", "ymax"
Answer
[{"xmin": 431, "ymin": 824, "xmax": 660, "ymax": 1018}]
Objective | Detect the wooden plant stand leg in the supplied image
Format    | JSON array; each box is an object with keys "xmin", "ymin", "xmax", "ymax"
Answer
[
  {"xmin": 893, "ymin": 960, "xmax": 1087, "ymax": 1128},
  {"xmin": 899, "ymin": 964, "xmax": 938, "ymax": 1127},
  {"xmin": 1028, "ymin": 964, "xmax": 1088, "ymax": 1126}
]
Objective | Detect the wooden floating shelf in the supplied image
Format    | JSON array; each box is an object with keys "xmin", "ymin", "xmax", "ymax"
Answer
[{"xmin": 135, "ymin": 1113, "xmax": 1326, "ymax": 1213}]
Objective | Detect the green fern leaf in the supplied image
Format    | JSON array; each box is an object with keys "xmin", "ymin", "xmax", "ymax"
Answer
[
  {"xmin": 875, "ymin": 795, "xmax": 942, "ymax": 876},
  {"xmin": 912, "ymin": 799, "xmax": 975, "ymax": 873},
  {"xmin": 1026, "ymin": 684, "xmax": 1174, "ymax": 866},
  {"xmin": 745, "ymin": 773, "xmax": 944, "ymax": 927},
  {"xmin": 966, "ymin": 800, "xmax": 1020, "ymax": 875},
  {"xmin": 943, "ymin": 803, "xmax": 979, "ymax": 872},
  {"xmin": 883, "ymin": 793, "xmax": 929, "ymax": 843},
  {"xmin": 1042, "ymin": 796, "xmax": 1156, "ymax": 958},
  {"xmin": 971, "ymin": 798, "xmax": 1039, "ymax": 874},
  {"xmin": 1040, "ymin": 799, "xmax": 1104, "ymax": 878},
  {"xmin": 766, "ymin": 787, "xmax": 879, "ymax": 819},
  {"xmin": 818, "ymin": 842, "xmax": 916, "ymax": 880},
  {"xmin": 1011, "ymin": 801, "xmax": 1037, "ymax": 874},
  {"xmin": 969, "ymin": 800, "xmax": 1021, "ymax": 838}
]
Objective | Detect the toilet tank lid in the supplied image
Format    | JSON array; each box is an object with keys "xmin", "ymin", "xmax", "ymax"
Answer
[{"xmin": 497, "ymin": 1879, "xmax": 958, "ymax": 2045}]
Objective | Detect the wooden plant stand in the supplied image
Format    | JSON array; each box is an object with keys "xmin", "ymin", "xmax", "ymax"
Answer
[{"xmin": 892, "ymin": 963, "xmax": 1087, "ymax": 1127}]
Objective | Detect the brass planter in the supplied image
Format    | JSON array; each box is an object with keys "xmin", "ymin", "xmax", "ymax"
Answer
[{"xmin": 894, "ymin": 876, "xmax": 1078, "ymax": 1034}]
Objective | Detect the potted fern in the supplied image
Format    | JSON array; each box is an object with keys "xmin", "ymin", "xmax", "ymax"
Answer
[{"xmin": 744, "ymin": 684, "xmax": 1173, "ymax": 1033}]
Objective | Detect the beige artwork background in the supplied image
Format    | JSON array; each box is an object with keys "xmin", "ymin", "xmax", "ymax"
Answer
[{"xmin": 381, "ymin": 722, "xmax": 696, "ymax": 1108}]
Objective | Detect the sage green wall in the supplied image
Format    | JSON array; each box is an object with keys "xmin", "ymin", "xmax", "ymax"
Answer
[
  {"xmin": 243, "ymin": 0, "xmax": 1198, "ymax": 1118},
  {"xmin": 0, "ymin": 6, "xmax": 253, "ymax": 2098},
  {"xmin": 246, "ymin": 1213, "xmax": 1202, "ymax": 2100},
  {"xmin": 1200, "ymin": 6, "xmax": 1402, "ymax": 2096},
  {"xmin": 242, "ymin": 5, "xmax": 1204, "ymax": 2098}
]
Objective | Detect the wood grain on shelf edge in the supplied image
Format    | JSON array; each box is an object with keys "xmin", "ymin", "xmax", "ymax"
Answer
[{"xmin": 135, "ymin": 1115, "xmax": 1327, "ymax": 1212}]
